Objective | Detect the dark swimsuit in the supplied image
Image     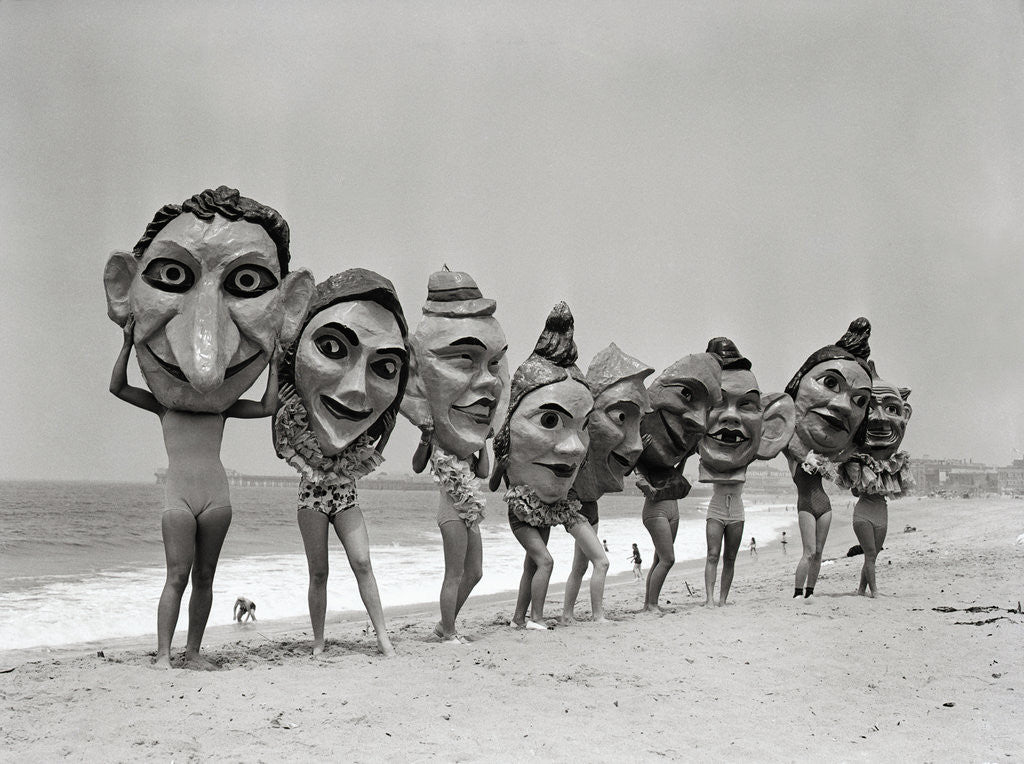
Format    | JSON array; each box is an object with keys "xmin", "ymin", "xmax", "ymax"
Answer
[
  {"xmin": 578, "ymin": 500, "xmax": 599, "ymax": 527},
  {"xmin": 793, "ymin": 468, "xmax": 832, "ymax": 520}
]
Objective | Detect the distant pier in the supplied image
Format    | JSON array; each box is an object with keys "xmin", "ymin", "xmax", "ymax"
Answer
[{"xmin": 154, "ymin": 468, "xmax": 435, "ymax": 491}]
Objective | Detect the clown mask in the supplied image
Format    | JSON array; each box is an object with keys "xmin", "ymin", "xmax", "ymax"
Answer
[
  {"xmin": 506, "ymin": 377, "xmax": 592, "ymax": 504},
  {"xmin": 294, "ymin": 300, "xmax": 407, "ymax": 456},
  {"xmin": 104, "ymin": 210, "xmax": 312, "ymax": 412},
  {"xmin": 863, "ymin": 373, "xmax": 912, "ymax": 460}
]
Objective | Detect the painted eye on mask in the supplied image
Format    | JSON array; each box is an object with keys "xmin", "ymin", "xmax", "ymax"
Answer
[
  {"xmin": 141, "ymin": 258, "xmax": 195, "ymax": 293},
  {"xmin": 852, "ymin": 394, "xmax": 868, "ymax": 408},
  {"xmin": 224, "ymin": 264, "xmax": 279, "ymax": 298},
  {"xmin": 313, "ymin": 330, "xmax": 349, "ymax": 360},
  {"xmin": 371, "ymin": 358, "xmax": 401, "ymax": 381},
  {"xmin": 885, "ymin": 403, "xmax": 901, "ymax": 416},
  {"xmin": 539, "ymin": 411, "xmax": 560, "ymax": 429},
  {"xmin": 820, "ymin": 374, "xmax": 841, "ymax": 392}
]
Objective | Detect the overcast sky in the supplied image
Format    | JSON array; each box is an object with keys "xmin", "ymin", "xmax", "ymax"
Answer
[{"xmin": 2, "ymin": 2, "xmax": 1022, "ymax": 482}]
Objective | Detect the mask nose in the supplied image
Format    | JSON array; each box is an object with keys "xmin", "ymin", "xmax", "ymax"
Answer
[
  {"xmin": 621, "ymin": 427, "xmax": 644, "ymax": 463},
  {"xmin": 331, "ymin": 361, "xmax": 370, "ymax": 411},
  {"xmin": 165, "ymin": 276, "xmax": 239, "ymax": 394},
  {"xmin": 554, "ymin": 428, "xmax": 588, "ymax": 461}
]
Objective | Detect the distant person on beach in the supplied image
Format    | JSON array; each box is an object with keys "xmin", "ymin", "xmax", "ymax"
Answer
[
  {"xmin": 781, "ymin": 531, "xmax": 788, "ymax": 553},
  {"xmin": 273, "ymin": 270, "xmax": 410, "ymax": 657},
  {"xmin": 749, "ymin": 537, "xmax": 757, "ymax": 557},
  {"xmin": 233, "ymin": 597, "xmax": 257, "ymax": 622},
  {"xmin": 835, "ymin": 362, "xmax": 913, "ymax": 598},
  {"xmin": 782, "ymin": 319, "xmax": 872, "ymax": 599},
  {"xmin": 488, "ymin": 304, "xmax": 593, "ymax": 631},
  {"xmin": 630, "ymin": 544, "xmax": 643, "ymax": 579},
  {"xmin": 104, "ymin": 187, "xmax": 312, "ymax": 670},
  {"xmin": 400, "ymin": 269, "xmax": 508, "ymax": 645},
  {"xmin": 603, "ymin": 539, "xmax": 609, "ymax": 552},
  {"xmin": 560, "ymin": 344, "xmax": 652, "ymax": 626},
  {"xmin": 697, "ymin": 338, "xmax": 793, "ymax": 607},
  {"xmin": 633, "ymin": 354, "xmax": 722, "ymax": 613}
]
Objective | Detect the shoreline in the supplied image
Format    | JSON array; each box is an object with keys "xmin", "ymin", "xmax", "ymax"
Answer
[{"xmin": 2, "ymin": 496, "xmax": 1021, "ymax": 760}]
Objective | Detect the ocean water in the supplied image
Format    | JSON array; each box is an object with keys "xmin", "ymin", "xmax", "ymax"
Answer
[{"xmin": 0, "ymin": 480, "xmax": 798, "ymax": 651}]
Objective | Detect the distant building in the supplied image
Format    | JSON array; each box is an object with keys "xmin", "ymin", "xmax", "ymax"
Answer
[
  {"xmin": 155, "ymin": 468, "xmax": 435, "ymax": 491},
  {"xmin": 997, "ymin": 459, "xmax": 1024, "ymax": 496},
  {"xmin": 910, "ymin": 458, "xmax": 999, "ymax": 497}
]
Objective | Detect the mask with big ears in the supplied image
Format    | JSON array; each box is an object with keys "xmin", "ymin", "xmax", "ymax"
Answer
[
  {"xmin": 103, "ymin": 186, "xmax": 314, "ymax": 413},
  {"xmin": 698, "ymin": 337, "xmax": 795, "ymax": 483}
]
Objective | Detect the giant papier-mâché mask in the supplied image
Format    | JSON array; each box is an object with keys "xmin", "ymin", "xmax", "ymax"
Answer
[
  {"xmin": 637, "ymin": 353, "xmax": 722, "ymax": 473},
  {"xmin": 572, "ymin": 343, "xmax": 653, "ymax": 501},
  {"xmin": 489, "ymin": 303, "xmax": 593, "ymax": 505},
  {"xmin": 279, "ymin": 269, "xmax": 410, "ymax": 457},
  {"xmin": 698, "ymin": 337, "xmax": 795, "ymax": 482},
  {"xmin": 784, "ymin": 317, "xmax": 873, "ymax": 463},
  {"xmin": 103, "ymin": 186, "xmax": 314, "ymax": 413},
  {"xmin": 403, "ymin": 269, "xmax": 509, "ymax": 460},
  {"xmin": 862, "ymin": 361, "xmax": 912, "ymax": 461}
]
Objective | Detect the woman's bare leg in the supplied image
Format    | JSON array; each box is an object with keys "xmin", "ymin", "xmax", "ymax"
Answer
[
  {"xmin": 297, "ymin": 508, "xmax": 331, "ymax": 655},
  {"xmin": 559, "ymin": 534, "xmax": 591, "ymax": 625},
  {"xmin": 454, "ymin": 527, "xmax": 482, "ymax": 624},
  {"xmin": 512, "ymin": 526, "xmax": 554, "ymax": 624},
  {"xmin": 804, "ymin": 511, "xmax": 832, "ymax": 592},
  {"xmin": 156, "ymin": 509, "xmax": 196, "ymax": 669},
  {"xmin": 643, "ymin": 509, "xmax": 678, "ymax": 612},
  {"xmin": 704, "ymin": 519, "xmax": 725, "ymax": 606},
  {"xmin": 719, "ymin": 521, "xmax": 745, "ymax": 605},
  {"xmin": 566, "ymin": 521, "xmax": 609, "ymax": 622},
  {"xmin": 438, "ymin": 520, "xmax": 469, "ymax": 639},
  {"xmin": 512, "ymin": 554, "xmax": 535, "ymax": 627},
  {"xmin": 333, "ymin": 508, "xmax": 395, "ymax": 656},
  {"xmin": 182, "ymin": 505, "xmax": 232, "ymax": 670}
]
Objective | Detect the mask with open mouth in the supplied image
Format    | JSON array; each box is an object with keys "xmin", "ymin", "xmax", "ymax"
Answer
[
  {"xmin": 862, "ymin": 362, "xmax": 912, "ymax": 460},
  {"xmin": 277, "ymin": 269, "xmax": 410, "ymax": 460},
  {"xmin": 489, "ymin": 303, "xmax": 593, "ymax": 505},
  {"xmin": 636, "ymin": 353, "xmax": 722, "ymax": 474},
  {"xmin": 572, "ymin": 343, "xmax": 653, "ymax": 501},
  {"xmin": 103, "ymin": 186, "xmax": 314, "ymax": 412},
  {"xmin": 698, "ymin": 337, "xmax": 795, "ymax": 482},
  {"xmin": 403, "ymin": 270, "xmax": 509, "ymax": 460}
]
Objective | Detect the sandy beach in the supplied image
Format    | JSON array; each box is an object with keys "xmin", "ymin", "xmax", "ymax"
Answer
[{"xmin": 2, "ymin": 496, "xmax": 1021, "ymax": 762}]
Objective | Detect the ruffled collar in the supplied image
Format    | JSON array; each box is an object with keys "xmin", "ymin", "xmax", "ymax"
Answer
[
  {"xmin": 836, "ymin": 451, "xmax": 914, "ymax": 499},
  {"xmin": 503, "ymin": 483, "xmax": 582, "ymax": 527},
  {"xmin": 274, "ymin": 387, "xmax": 383, "ymax": 484},
  {"xmin": 429, "ymin": 445, "xmax": 486, "ymax": 526},
  {"xmin": 799, "ymin": 450, "xmax": 841, "ymax": 482}
]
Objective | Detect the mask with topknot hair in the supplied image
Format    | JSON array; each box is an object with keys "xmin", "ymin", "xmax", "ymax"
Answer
[
  {"xmin": 488, "ymin": 303, "xmax": 593, "ymax": 504},
  {"xmin": 785, "ymin": 317, "xmax": 874, "ymax": 465}
]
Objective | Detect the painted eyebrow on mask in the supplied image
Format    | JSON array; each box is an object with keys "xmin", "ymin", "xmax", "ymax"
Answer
[
  {"xmin": 538, "ymin": 403, "xmax": 574, "ymax": 418},
  {"xmin": 376, "ymin": 346, "xmax": 409, "ymax": 363},
  {"xmin": 321, "ymin": 322, "xmax": 360, "ymax": 346},
  {"xmin": 448, "ymin": 337, "xmax": 487, "ymax": 348}
]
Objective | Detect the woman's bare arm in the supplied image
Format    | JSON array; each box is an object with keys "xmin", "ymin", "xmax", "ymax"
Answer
[
  {"xmin": 109, "ymin": 316, "xmax": 163, "ymax": 415},
  {"xmin": 225, "ymin": 343, "xmax": 281, "ymax": 419}
]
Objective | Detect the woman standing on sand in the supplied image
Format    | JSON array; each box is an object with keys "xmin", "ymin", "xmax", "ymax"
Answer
[
  {"xmin": 489, "ymin": 303, "xmax": 593, "ymax": 630},
  {"xmin": 104, "ymin": 187, "xmax": 314, "ymax": 670},
  {"xmin": 273, "ymin": 269, "xmax": 410, "ymax": 657},
  {"xmin": 782, "ymin": 319, "xmax": 872, "ymax": 599},
  {"xmin": 836, "ymin": 361, "xmax": 913, "ymax": 597}
]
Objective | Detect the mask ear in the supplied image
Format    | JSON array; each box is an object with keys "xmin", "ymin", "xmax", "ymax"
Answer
[
  {"xmin": 902, "ymin": 401, "xmax": 912, "ymax": 423},
  {"xmin": 756, "ymin": 392, "xmax": 796, "ymax": 460},
  {"xmin": 103, "ymin": 250, "xmax": 137, "ymax": 326},
  {"xmin": 398, "ymin": 344, "xmax": 432, "ymax": 429},
  {"xmin": 277, "ymin": 269, "xmax": 315, "ymax": 345}
]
